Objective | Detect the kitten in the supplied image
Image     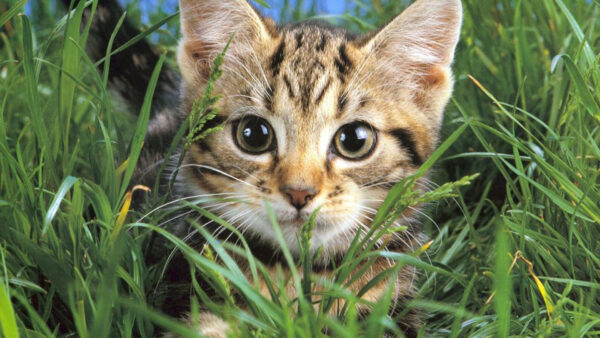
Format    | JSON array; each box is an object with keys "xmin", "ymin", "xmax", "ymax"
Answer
[{"xmin": 77, "ymin": 0, "xmax": 461, "ymax": 336}]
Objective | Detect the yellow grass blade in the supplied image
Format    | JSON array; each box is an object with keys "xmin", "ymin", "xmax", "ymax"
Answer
[{"xmin": 111, "ymin": 185, "xmax": 150, "ymax": 242}]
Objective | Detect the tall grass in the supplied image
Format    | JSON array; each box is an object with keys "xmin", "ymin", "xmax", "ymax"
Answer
[{"xmin": 0, "ymin": 0, "xmax": 599, "ymax": 337}]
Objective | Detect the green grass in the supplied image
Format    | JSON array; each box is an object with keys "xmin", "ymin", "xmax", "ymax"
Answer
[{"xmin": 1, "ymin": 0, "xmax": 599, "ymax": 336}]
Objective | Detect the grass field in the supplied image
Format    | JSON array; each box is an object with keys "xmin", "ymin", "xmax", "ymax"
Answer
[{"xmin": 1, "ymin": 0, "xmax": 599, "ymax": 337}]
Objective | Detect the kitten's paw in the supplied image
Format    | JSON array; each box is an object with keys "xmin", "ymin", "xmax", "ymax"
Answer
[
  {"xmin": 187, "ymin": 312, "xmax": 230, "ymax": 338},
  {"xmin": 162, "ymin": 312, "xmax": 230, "ymax": 338}
]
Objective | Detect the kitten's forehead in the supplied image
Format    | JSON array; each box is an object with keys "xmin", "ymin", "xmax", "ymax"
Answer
[
  {"xmin": 267, "ymin": 22, "xmax": 359, "ymax": 122},
  {"xmin": 279, "ymin": 20, "xmax": 357, "ymax": 51}
]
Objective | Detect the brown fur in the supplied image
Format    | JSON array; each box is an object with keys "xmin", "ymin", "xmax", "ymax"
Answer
[{"xmin": 166, "ymin": 0, "xmax": 462, "ymax": 335}]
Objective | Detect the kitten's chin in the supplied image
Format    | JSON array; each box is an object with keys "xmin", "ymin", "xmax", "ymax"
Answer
[{"xmin": 279, "ymin": 218, "xmax": 305, "ymax": 228}]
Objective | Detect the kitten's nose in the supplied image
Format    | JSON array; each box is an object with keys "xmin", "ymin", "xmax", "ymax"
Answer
[{"xmin": 281, "ymin": 186, "xmax": 318, "ymax": 210}]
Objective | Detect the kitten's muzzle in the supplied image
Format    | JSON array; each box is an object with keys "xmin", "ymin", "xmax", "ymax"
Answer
[{"xmin": 281, "ymin": 186, "xmax": 318, "ymax": 210}]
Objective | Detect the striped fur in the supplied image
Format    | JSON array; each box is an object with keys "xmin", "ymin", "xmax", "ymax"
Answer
[
  {"xmin": 74, "ymin": 0, "xmax": 462, "ymax": 336},
  {"xmin": 171, "ymin": 0, "xmax": 462, "ymax": 335},
  {"xmin": 175, "ymin": 0, "xmax": 461, "ymax": 260}
]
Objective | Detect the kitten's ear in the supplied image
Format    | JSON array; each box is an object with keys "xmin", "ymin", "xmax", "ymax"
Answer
[
  {"xmin": 178, "ymin": 0, "xmax": 275, "ymax": 84},
  {"xmin": 360, "ymin": 0, "xmax": 462, "ymax": 91}
]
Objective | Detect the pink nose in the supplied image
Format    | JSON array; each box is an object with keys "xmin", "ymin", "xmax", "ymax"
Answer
[{"xmin": 281, "ymin": 186, "xmax": 318, "ymax": 210}]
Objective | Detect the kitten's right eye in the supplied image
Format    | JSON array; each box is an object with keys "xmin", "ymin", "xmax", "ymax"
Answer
[
  {"xmin": 333, "ymin": 122, "xmax": 377, "ymax": 160},
  {"xmin": 234, "ymin": 116, "xmax": 275, "ymax": 154}
]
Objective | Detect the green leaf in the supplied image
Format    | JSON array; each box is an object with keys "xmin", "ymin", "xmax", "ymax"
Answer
[
  {"xmin": 93, "ymin": 12, "xmax": 178, "ymax": 68},
  {"xmin": 118, "ymin": 53, "xmax": 166, "ymax": 199},
  {"xmin": 0, "ymin": 0, "xmax": 27, "ymax": 28},
  {"xmin": 554, "ymin": 0, "xmax": 596, "ymax": 67},
  {"xmin": 42, "ymin": 176, "xmax": 79, "ymax": 235},
  {"xmin": 59, "ymin": 0, "xmax": 86, "ymax": 158},
  {"xmin": 251, "ymin": 0, "xmax": 271, "ymax": 8},
  {"xmin": 0, "ymin": 283, "xmax": 19, "ymax": 338},
  {"xmin": 20, "ymin": 15, "xmax": 49, "ymax": 153},
  {"xmin": 494, "ymin": 226, "xmax": 512, "ymax": 337},
  {"xmin": 552, "ymin": 54, "xmax": 600, "ymax": 122}
]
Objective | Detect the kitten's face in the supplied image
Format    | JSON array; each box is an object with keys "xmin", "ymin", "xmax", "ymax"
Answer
[{"xmin": 177, "ymin": 0, "xmax": 461, "ymax": 256}]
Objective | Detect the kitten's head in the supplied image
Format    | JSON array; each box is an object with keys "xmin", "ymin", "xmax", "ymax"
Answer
[{"xmin": 176, "ymin": 0, "xmax": 462, "ymax": 256}]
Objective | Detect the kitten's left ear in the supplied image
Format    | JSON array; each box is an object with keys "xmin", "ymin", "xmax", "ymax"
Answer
[
  {"xmin": 178, "ymin": 0, "xmax": 276, "ymax": 85},
  {"xmin": 359, "ymin": 0, "xmax": 462, "ymax": 94}
]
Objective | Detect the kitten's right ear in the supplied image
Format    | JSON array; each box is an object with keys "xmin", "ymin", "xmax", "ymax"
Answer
[
  {"xmin": 178, "ymin": 0, "xmax": 276, "ymax": 84},
  {"xmin": 358, "ymin": 0, "xmax": 462, "ymax": 89},
  {"xmin": 355, "ymin": 0, "xmax": 461, "ymax": 125}
]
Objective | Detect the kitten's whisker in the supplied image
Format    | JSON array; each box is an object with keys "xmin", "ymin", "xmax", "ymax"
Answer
[
  {"xmin": 220, "ymin": 63, "xmax": 266, "ymax": 99},
  {"xmin": 359, "ymin": 181, "xmax": 400, "ymax": 190},
  {"xmin": 354, "ymin": 211, "xmax": 374, "ymax": 223},
  {"xmin": 227, "ymin": 56, "xmax": 262, "ymax": 87},
  {"xmin": 153, "ymin": 214, "xmax": 213, "ymax": 295},
  {"xmin": 158, "ymin": 209, "xmax": 194, "ymax": 228},
  {"xmin": 178, "ymin": 164, "xmax": 259, "ymax": 189},
  {"xmin": 225, "ymin": 94, "xmax": 261, "ymax": 103},
  {"xmin": 360, "ymin": 198, "xmax": 386, "ymax": 203},
  {"xmin": 181, "ymin": 228, "xmax": 200, "ymax": 246},
  {"xmin": 227, "ymin": 52, "xmax": 265, "ymax": 89},
  {"xmin": 223, "ymin": 56, "xmax": 270, "ymax": 100},
  {"xmin": 236, "ymin": 215, "xmax": 256, "ymax": 237},
  {"xmin": 221, "ymin": 208, "xmax": 259, "ymax": 246},
  {"xmin": 138, "ymin": 192, "xmax": 244, "ymax": 222},
  {"xmin": 356, "ymin": 219, "xmax": 383, "ymax": 247},
  {"xmin": 212, "ymin": 207, "xmax": 254, "ymax": 239},
  {"xmin": 359, "ymin": 173, "xmax": 389, "ymax": 188},
  {"xmin": 351, "ymin": 208, "xmax": 419, "ymax": 254},
  {"xmin": 135, "ymin": 156, "xmax": 171, "ymax": 182},
  {"xmin": 163, "ymin": 201, "xmax": 239, "ymax": 233},
  {"xmin": 358, "ymin": 170, "xmax": 407, "ymax": 189},
  {"xmin": 234, "ymin": 212, "xmax": 261, "ymax": 249},
  {"xmin": 341, "ymin": 39, "xmax": 382, "ymax": 102},
  {"xmin": 228, "ymin": 105, "xmax": 270, "ymax": 121},
  {"xmin": 248, "ymin": 48, "xmax": 271, "ymax": 91},
  {"xmin": 342, "ymin": 64, "xmax": 383, "ymax": 102},
  {"xmin": 229, "ymin": 164, "xmax": 261, "ymax": 182},
  {"xmin": 408, "ymin": 205, "xmax": 440, "ymax": 233},
  {"xmin": 388, "ymin": 227, "xmax": 413, "ymax": 251},
  {"xmin": 350, "ymin": 203, "xmax": 379, "ymax": 213},
  {"xmin": 358, "ymin": 170, "xmax": 407, "ymax": 190}
]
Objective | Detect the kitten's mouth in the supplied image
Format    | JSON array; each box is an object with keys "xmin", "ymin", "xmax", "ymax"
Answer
[{"xmin": 278, "ymin": 214, "xmax": 307, "ymax": 228}]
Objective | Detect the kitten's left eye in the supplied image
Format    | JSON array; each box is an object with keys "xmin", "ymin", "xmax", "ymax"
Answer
[
  {"xmin": 234, "ymin": 116, "xmax": 275, "ymax": 154},
  {"xmin": 333, "ymin": 122, "xmax": 377, "ymax": 160}
]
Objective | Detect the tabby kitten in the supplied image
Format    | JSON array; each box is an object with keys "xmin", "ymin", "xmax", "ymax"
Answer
[
  {"xmin": 167, "ymin": 0, "xmax": 462, "ymax": 335},
  {"xmin": 82, "ymin": 0, "xmax": 462, "ymax": 336}
]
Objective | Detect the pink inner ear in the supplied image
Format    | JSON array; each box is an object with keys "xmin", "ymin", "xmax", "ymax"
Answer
[
  {"xmin": 363, "ymin": 0, "xmax": 461, "ymax": 70},
  {"xmin": 420, "ymin": 65, "xmax": 448, "ymax": 88},
  {"xmin": 413, "ymin": 65, "xmax": 451, "ymax": 109}
]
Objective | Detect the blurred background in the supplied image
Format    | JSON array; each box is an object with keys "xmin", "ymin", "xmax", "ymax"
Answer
[
  {"xmin": 27, "ymin": 0, "xmax": 358, "ymax": 27},
  {"xmin": 24, "ymin": 0, "xmax": 410, "ymax": 46},
  {"xmin": 112, "ymin": 0, "xmax": 351, "ymax": 22}
]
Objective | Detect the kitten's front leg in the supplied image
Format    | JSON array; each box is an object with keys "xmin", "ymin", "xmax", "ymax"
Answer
[
  {"xmin": 187, "ymin": 312, "xmax": 230, "ymax": 338},
  {"xmin": 163, "ymin": 312, "xmax": 230, "ymax": 338}
]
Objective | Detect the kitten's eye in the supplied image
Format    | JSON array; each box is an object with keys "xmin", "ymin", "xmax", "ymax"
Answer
[
  {"xmin": 333, "ymin": 122, "xmax": 376, "ymax": 160},
  {"xmin": 234, "ymin": 116, "xmax": 275, "ymax": 154}
]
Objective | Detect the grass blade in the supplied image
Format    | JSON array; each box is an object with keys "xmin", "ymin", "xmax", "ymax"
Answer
[
  {"xmin": 42, "ymin": 176, "xmax": 78, "ymax": 235},
  {"xmin": 118, "ymin": 53, "xmax": 166, "ymax": 199},
  {"xmin": 19, "ymin": 15, "xmax": 49, "ymax": 154},
  {"xmin": 0, "ymin": 283, "xmax": 19, "ymax": 338},
  {"xmin": 0, "ymin": 0, "xmax": 26, "ymax": 28}
]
